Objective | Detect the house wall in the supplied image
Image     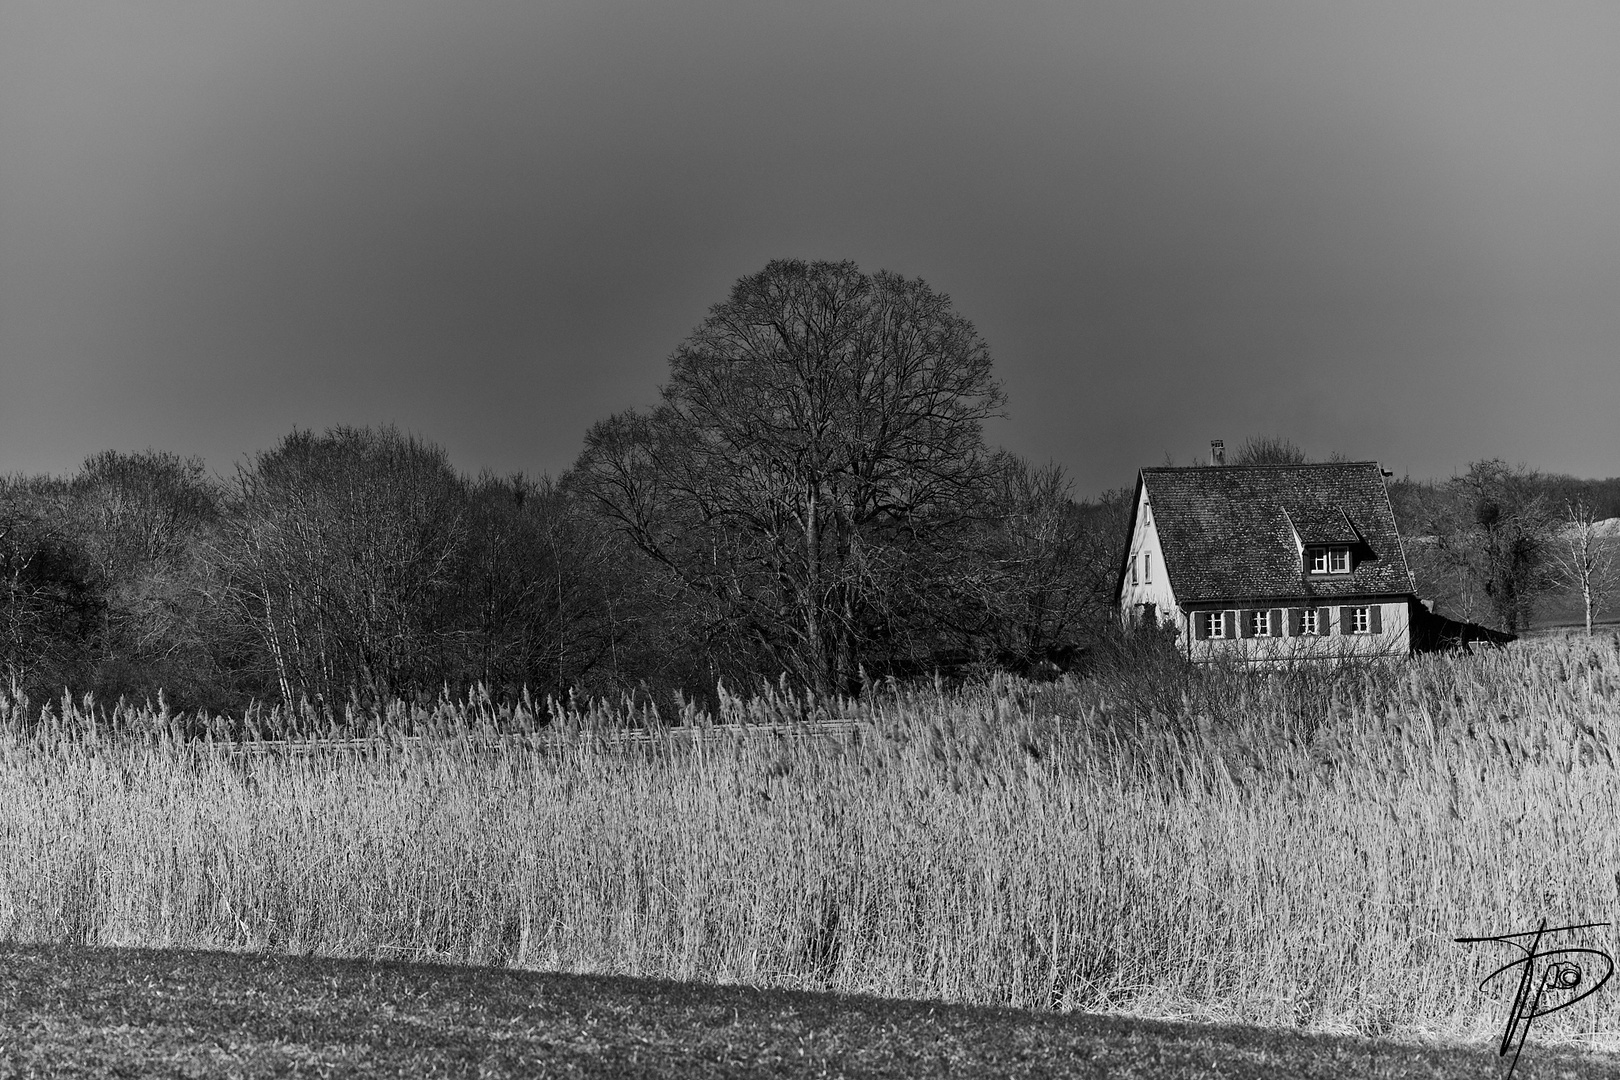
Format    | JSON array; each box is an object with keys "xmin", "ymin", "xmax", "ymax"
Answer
[
  {"xmin": 1118, "ymin": 485, "xmax": 1180, "ymax": 629},
  {"xmin": 1183, "ymin": 599, "xmax": 1412, "ymax": 663}
]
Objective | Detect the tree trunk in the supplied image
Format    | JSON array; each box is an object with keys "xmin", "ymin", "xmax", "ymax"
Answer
[{"xmin": 804, "ymin": 482, "xmax": 827, "ymax": 696}]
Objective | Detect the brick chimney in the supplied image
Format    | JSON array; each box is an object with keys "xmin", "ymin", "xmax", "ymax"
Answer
[{"xmin": 1210, "ymin": 439, "xmax": 1225, "ymax": 466}]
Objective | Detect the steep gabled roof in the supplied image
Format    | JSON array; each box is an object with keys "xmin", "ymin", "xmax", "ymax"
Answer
[{"xmin": 1137, "ymin": 461, "xmax": 1414, "ymax": 603}]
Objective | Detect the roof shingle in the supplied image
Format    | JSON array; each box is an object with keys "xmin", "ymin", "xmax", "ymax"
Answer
[{"xmin": 1139, "ymin": 462, "xmax": 1414, "ymax": 603}]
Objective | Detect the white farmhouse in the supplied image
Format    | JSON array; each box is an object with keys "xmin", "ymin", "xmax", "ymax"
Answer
[{"xmin": 1115, "ymin": 457, "xmax": 1421, "ymax": 662}]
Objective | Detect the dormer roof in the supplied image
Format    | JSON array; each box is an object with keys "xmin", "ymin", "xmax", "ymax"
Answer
[
  {"xmin": 1282, "ymin": 503, "xmax": 1361, "ymax": 546},
  {"xmin": 1132, "ymin": 461, "xmax": 1414, "ymax": 603}
]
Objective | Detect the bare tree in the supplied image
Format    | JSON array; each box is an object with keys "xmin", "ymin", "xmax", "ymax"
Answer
[
  {"xmin": 1429, "ymin": 460, "xmax": 1555, "ymax": 634},
  {"xmin": 219, "ymin": 426, "xmax": 467, "ymax": 706},
  {"xmin": 571, "ymin": 259, "xmax": 1006, "ymax": 695},
  {"xmin": 0, "ymin": 478, "xmax": 102, "ymax": 700},
  {"xmin": 967, "ymin": 460, "xmax": 1132, "ymax": 672},
  {"xmin": 67, "ymin": 451, "xmax": 232, "ymax": 706},
  {"xmin": 1230, "ymin": 435, "xmax": 1309, "ymax": 465},
  {"xmin": 1548, "ymin": 498, "xmax": 1619, "ymax": 635},
  {"xmin": 452, "ymin": 474, "xmax": 674, "ymax": 698}
]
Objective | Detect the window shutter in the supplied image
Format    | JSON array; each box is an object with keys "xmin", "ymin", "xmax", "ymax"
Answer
[
  {"xmin": 1287, "ymin": 608, "xmax": 1302, "ymax": 636},
  {"xmin": 1270, "ymin": 609, "xmax": 1283, "ymax": 636},
  {"xmin": 1370, "ymin": 604, "xmax": 1382, "ymax": 634},
  {"xmin": 1318, "ymin": 607, "xmax": 1332, "ymax": 636},
  {"xmin": 1238, "ymin": 610, "xmax": 1251, "ymax": 638},
  {"xmin": 1194, "ymin": 612, "xmax": 1208, "ymax": 640},
  {"xmin": 1340, "ymin": 607, "xmax": 1353, "ymax": 635},
  {"xmin": 1230, "ymin": 610, "xmax": 1241, "ymax": 638}
]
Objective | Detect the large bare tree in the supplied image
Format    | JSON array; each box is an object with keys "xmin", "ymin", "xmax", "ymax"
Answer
[{"xmin": 571, "ymin": 259, "xmax": 1006, "ymax": 695}]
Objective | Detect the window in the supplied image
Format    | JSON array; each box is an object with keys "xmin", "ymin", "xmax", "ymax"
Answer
[
  {"xmin": 1352, "ymin": 606, "xmax": 1371, "ymax": 634},
  {"xmin": 1142, "ymin": 551, "xmax": 1151, "ymax": 584},
  {"xmin": 1308, "ymin": 547, "xmax": 1352, "ymax": 574},
  {"xmin": 1130, "ymin": 552, "xmax": 1138, "ymax": 585},
  {"xmin": 1249, "ymin": 609, "xmax": 1272, "ymax": 637},
  {"xmin": 1143, "ymin": 504, "xmax": 1151, "ymax": 527},
  {"xmin": 1205, "ymin": 611, "xmax": 1227, "ymax": 639},
  {"xmin": 1300, "ymin": 608, "xmax": 1319, "ymax": 635}
]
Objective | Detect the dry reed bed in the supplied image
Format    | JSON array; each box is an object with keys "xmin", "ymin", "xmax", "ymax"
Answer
[{"xmin": 3, "ymin": 640, "xmax": 1620, "ymax": 1041}]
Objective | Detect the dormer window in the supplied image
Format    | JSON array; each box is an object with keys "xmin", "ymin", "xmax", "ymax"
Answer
[{"xmin": 1307, "ymin": 546, "xmax": 1353, "ymax": 575}]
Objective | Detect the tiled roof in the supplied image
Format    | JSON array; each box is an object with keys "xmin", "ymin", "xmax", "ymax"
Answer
[
  {"xmin": 1282, "ymin": 503, "xmax": 1359, "ymax": 545},
  {"xmin": 1138, "ymin": 462, "xmax": 1415, "ymax": 604}
]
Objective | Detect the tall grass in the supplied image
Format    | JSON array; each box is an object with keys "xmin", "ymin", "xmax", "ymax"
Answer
[{"xmin": 4, "ymin": 640, "xmax": 1620, "ymax": 1040}]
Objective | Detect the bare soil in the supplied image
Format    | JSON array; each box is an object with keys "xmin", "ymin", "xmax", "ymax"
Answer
[{"xmin": 1, "ymin": 944, "xmax": 1616, "ymax": 1078}]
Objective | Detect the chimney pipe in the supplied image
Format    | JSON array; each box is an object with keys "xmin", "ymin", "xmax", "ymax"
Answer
[{"xmin": 1210, "ymin": 439, "xmax": 1225, "ymax": 466}]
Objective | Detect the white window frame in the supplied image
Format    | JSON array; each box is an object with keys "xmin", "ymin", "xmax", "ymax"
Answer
[
  {"xmin": 1206, "ymin": 611, "xmax": 1227, "ymax": 639},
  {"xmin": 1300, "ymin": 608, "xmax": 1319, "ymax": 635},
  {"xmin": 1352, "ymin": 606, "xmax": 1371, "ymax": 634},
  {"xmin": 1130, "ymin": 552, "xmax": 1138, "ymax": 585},
  {"xmin": 1249, "ymin": 609, "xmax": 1272, "ymax": 637},
  {"xmin": 1329, "ymin": 548, "xmax": 1351, "ymax": 574},
  {"xmin": 1142, "ymin": 551, "xmax": 1151, "ymax": 584}
]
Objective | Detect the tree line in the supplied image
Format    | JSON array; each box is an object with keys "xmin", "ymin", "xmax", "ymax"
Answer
[
  {"xmin": 3, "ymin": 261, "xmax": 1611, "ymax": 715},
  {"xmin": 1389, "ymin": 462, "xmax": 1620, "ymax": 636},
  {"xmin": 0, "ymin": 261, "xmax": 1132, "ymax": 714}
]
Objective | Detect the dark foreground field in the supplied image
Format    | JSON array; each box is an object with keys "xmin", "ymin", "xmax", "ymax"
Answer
[{"xmin": 0, "ymin": 945, "xmax": 1615, "ymax": 1079}]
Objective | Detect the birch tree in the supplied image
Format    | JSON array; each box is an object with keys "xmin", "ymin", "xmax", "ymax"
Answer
[{"xmin": 1549, "ymin": 498, "xmax": 1619, "ymax": 636}]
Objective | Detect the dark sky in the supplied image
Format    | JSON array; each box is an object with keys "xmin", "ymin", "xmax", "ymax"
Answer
[{"xmin": 3, "ymin": 1, "xmax": 1618, "ymax": 497}]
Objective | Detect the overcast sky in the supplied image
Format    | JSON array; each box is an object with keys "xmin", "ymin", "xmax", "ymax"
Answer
[{"xmin": 3, "ymin": 1, "xmax": 1618, "ymax": 497}]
